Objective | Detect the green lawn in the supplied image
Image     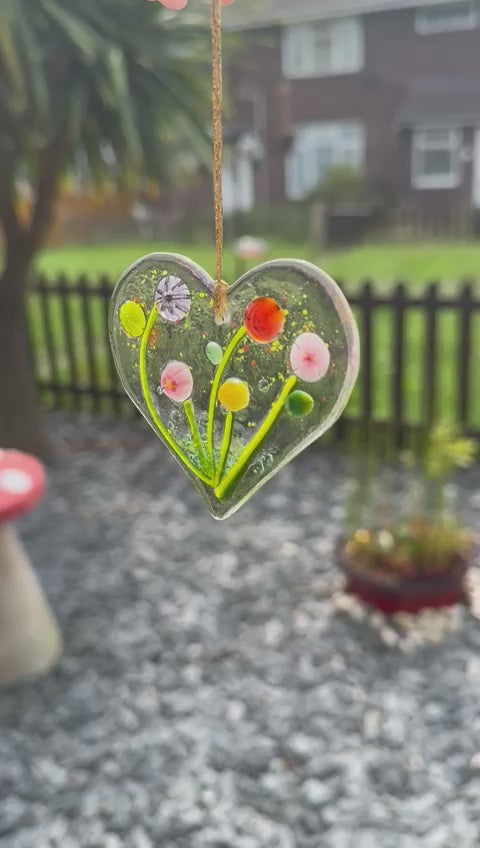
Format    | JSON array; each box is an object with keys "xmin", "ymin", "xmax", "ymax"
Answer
[
  {"xmin": 36, "ymin": 239, "xmax": 480, "ymax": 292},
  {"xmin": 35, "ymin": 240, "xmax": 319, "ymax": 288},
  {"xmin": 28, "ymin": 239, "xmax": 480, "ymax": 432}
]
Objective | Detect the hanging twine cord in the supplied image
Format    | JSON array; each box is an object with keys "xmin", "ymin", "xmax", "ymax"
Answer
[{"xmin": 211, "ymin": 0, "xmax": 228, "ymax": 323}]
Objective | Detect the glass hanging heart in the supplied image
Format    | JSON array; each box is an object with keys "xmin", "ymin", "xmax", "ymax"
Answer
[{"xmin": 109, "ymin": 253, "xmax": 359, "ymax": 518}]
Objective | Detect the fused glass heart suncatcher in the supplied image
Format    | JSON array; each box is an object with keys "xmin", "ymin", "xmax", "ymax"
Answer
[{"xmin": 109, "ymin": 254, "xmax": 359, "ymax": 519}]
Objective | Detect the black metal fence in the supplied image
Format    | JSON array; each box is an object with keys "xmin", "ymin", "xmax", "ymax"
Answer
[{"xmin": 27, "ymin": 275, "xmax": 480, "ymax": 448}]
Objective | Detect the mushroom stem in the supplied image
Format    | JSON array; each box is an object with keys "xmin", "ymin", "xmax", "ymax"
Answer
[{"xmin": 0, "ymin": 524, "xmax": 62, "ymax": 686}]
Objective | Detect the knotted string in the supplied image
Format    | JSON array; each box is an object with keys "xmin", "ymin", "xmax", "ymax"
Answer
[{"xmin": 211, "ymin": 0, "xmax": 228, "ymax": 323}]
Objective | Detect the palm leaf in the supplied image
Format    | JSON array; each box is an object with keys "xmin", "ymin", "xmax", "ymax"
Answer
[
  {"xmin": 40, "ymin": 0, "xmax": 105, "ymax": 62},
  {"xmin": 105, "ymin": 47, "xmax": 142, "ymax": 161},
  {"xmin": 0, "ymin": 0, "xmax": 214, "ymax": 249},
  {"xmin": 0, "ymin": 22, "xmax": 27, "ymax": 114}
]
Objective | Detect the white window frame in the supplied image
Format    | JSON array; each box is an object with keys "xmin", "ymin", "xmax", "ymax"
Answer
[
  {"xmin": 282, "ymin": 17, "xmax": 364, "ymax": 79},
  {"xmin": 411, "ymin": 127, "xmax": 462, "ymax": 190},
  {"xmin": 285, "ymin": 122, "xmax": 366, "ymax": 201},
  {"xmin": 415, "ymin": 1, "xmax": 478, "ymax": 34}
]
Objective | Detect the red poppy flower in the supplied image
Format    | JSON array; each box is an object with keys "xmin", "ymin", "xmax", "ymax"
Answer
[{"xmin": 244, "ymin": 298, "xmax": 285, "ymax": 344}]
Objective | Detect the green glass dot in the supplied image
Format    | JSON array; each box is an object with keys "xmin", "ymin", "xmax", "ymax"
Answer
[
  {"xmin": 119, "ymin": 301, "xmax": 146, "ymax": 337},
  {"xmin": 285, "ymin": 390, "xmax": 314, "ymax": 419},
  {"xmin": 206, "ymin": 341, "xmax": 223, "ymax": 365}
]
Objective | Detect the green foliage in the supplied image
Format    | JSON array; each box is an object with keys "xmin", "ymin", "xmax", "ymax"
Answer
[
  {"xmin": 0, "ymin": 0, "xmax": 212, "ymax": 264},
  {"xmin": 306, "ymin": 165, "xmax": 374, "ymax": 207},
  {"xmin": 423, "ymin": 423, "xmax": 477, "ymax": 479},
  {"xmin": 224, "ymin": 204, "xmax": 311, "ymax": 244}
]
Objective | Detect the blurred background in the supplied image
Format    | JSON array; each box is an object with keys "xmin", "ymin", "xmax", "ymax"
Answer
[{"xmin": 1, "ymin": 1, "xmax": 480, "ymax": 846}]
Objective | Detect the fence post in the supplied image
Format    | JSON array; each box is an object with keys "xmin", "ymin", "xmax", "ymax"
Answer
[
  {"xmin": 57, "ymin": 274, "xmax": 80, "ymax": 410},
  {"xmin": 78, "ymin": 274, "xmax": 100, "ymax": 413},
  {"xmin": 335, "ymin": 280, "xmax": 349, "ymax": 442},
  {"xmin": 392, "ymin": 282, "xmax": 406, "ymax": 449},
  {"xmin": 360, "ymin": 280, "xmax": 373, "ymax": 442},
  {"xmin": 99, "ymin": 274, "xmax": 122, "ymax": 415},
  {"xmin": 458, "ymin": 281, "xmax": 474, "ymax": 429},
  {"xmin": 37, "ymin": 273, "xmax": 62, "ymax": 409},
  {"xmin": 424, "ymin": 282, "xmax": 438, "ymax": 428}
]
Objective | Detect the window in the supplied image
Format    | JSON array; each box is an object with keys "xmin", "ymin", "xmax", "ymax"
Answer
[
  {"xmin": 412, "ymin": 127, "xmax": 462, "ymax": 189},
  {"xmin": 415, "ymin": 2, "xmax": 478, "ymax": 34},
  {"xmin": 282, "ymin": 17, "xmax": 364, "ymax": 79},
  {"xmin": 285, "ymin": 123, "xmax": 365, "ymax": 200}
]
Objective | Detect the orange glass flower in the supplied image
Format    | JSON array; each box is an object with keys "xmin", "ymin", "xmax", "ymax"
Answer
[{"xmin": 244, "ymin": 298, "xmax": 285, "ymax": 344}]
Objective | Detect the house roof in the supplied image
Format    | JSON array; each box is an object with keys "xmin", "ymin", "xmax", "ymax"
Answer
[
  {"xmin": 224, "ymin": 0, "xmax": 471, "ymax": 29},
  {"xmin": 397, "ymin": 77, "xmax": 480, "ymax": 126}
]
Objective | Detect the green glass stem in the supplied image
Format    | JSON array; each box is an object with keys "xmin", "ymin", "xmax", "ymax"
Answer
[
  {"xmin": 184, "ymin": 399, "xmax": 210, "ymax": 475},
  {"xmin": 215, "ymin": 376, "xmax": 297, "ymax": 500},
  {"xmin": 206, "ymin": 326, "xmax": 247, "ymax": 471},
  {"xmin": 215, "ymin": 411, "xmax": 234, "ymax": 486},
  {"xmin": 139, "ymin": 307, "xmax": 213, "ymax": 486}
]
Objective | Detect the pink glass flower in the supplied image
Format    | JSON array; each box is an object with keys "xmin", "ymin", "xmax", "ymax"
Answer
[
  {"xmin": 290, "ymin": 333, "xmax": 330, "ymax": 383},
  {"xmin": 159, "ymin": 361, "xmax": 193, "ymax": 402}
]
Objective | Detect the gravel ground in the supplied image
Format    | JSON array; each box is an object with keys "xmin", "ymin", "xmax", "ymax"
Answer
[{"xmin": 2, "ymin": 415, "xmax": 480, "ymax": 848}]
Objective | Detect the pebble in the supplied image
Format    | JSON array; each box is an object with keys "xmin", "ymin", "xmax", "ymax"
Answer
[
  {"xmin": 0, "ymin": 798, "xmax": 32, "ymax": 835},
  {"xmin": 380, "ymin": 627, "xmax": 400, "ymax": 648},
  {"xmin": 363, "ymin": 709, "xmax": 382, "ymax": 740},
  {"xmin": 264, "ymin": 619, "xmax": 284, "ymax": 647},
  {"xmin": 302, "ymin": 779, "xmax": 334, "ymax": 807},
  {"xmin": 131, "ymin": 828, "xmax": 154, "ymax": 848},
  {"xmin": 286, "ymin": 733, "xmax": 316, "ymax": 760}
]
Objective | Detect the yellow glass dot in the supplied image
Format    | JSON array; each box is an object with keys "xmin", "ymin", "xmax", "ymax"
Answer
[
  {"xmin": 218, "ymin": 379, "xmax": 250, "ymax": 412},
  {"xmin": 119, "ymin": 301, "xmax": 146, "ymax": 337}
]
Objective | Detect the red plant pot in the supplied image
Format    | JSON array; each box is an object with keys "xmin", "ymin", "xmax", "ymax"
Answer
[{"xmin": 336, "ymin": 542, "xmax": 470, "ymax": 615}]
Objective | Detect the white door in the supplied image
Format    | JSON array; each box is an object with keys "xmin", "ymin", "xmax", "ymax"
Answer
[
  {"xmin": 222, "ymin": 149, "xmax": 237, "ymax": 216},
  {"xmin": 222, "ymin": 146, "xmax": 255, "ymax": 214},
  {"xmin": 472, "ymin": 129, "xmax": 480, "ymax": 208},
  {"xmin": 236, "ymin": 151, "xmax": 255, "ymax": 212}
]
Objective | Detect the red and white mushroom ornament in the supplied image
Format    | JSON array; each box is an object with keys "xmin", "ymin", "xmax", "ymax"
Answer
[{"xmin": 0, "ymin": 450, "xmax": 46, "ymax": 523}]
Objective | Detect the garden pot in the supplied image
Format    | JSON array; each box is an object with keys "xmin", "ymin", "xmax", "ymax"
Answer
[{"xmin": 336, "ymin": 540, "xmax": 470, "ymax": 615}]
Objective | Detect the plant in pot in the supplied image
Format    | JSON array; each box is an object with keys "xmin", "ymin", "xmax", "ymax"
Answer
[
  {"xmin": 306, "ymin": 165, "xmax": 388, "ymax": 246},
  {"xmin": 338, "ymin": 425, "xmax": 477, "ymax": 614}
]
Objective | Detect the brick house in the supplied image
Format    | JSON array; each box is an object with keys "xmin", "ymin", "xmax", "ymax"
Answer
[{"xmin": 221, "ymin": 0, "xmax": 480, "ymax": 218}]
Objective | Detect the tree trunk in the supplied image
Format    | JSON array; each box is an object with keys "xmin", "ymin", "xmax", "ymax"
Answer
[
  {"xmin": 0, "ymin": 267, "xmax": 49, "ymax": 458},
  {"xmin": 0, "ymin": 128, "xmax": 69, "ymax": 457}
]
